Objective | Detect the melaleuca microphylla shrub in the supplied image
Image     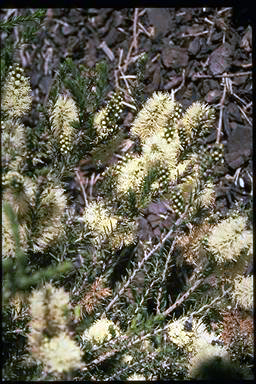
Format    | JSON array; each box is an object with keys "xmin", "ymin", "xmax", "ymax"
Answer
[
  {"xmin": 2, "ymin": 59, "xmax": 252, "ymax": 381},
  {"xmin": 90, "ymin": 91, "xmax": 224, "ymax": 248}
]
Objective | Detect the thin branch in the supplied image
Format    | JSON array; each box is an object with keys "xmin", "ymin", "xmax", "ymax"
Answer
[
  {"xmin": 103, "ymin": 212, "xmax": 188, "ymax": 315},
  {"xmin": 171, "ymin": 69, "xmax": 186, "ymax": 99},
  {"xmin": 216, "ymin": 77, "xmax": 227, "ymax": 144},
  {"xmin": 133, "ymin": 8, "xmax": 139, "ymax": 51},
  {"xmin": 99, "ymin": 41, "xmax": 115, "ymax": 61},
  {"xmin": 74, "ymin": 169, "xmax": 88, "ymax": 207},
  {"xmin": 123, "ymin": 8, "xmax": 140, "ymax": 72},
  {"xmin": 156, "ymin": 245, "xmax": 175, "ymax": 314},
  {"xmin": 162, "ymin": 277, "xmax": 204, "ymax": 317},
  {"xmin": 239, "ymin": 106, "xmax": 252, "ymax": 126},
  {"xmin": 189, "ymin": 286, "xmax": 232, "ymax": 318},
  {"xmin": 192, "ymin": 71, "xmax": 252, "ymax": 80}
]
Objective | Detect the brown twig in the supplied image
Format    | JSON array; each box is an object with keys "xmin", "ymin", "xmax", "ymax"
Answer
[
  {"xmin": 216, "ymin": 77, "xmax": 227, "ymax": 144},
  {"xmin": 162, "ymin": 278, "xmax": 204, "ymax": 317},
  {"xmin": 75, "ymin": 169, "xmax": 88, "ymax": 207},
  {"xmin": 171, "ymin": 69, "xmax": 186, "ymax": 100},
  {"xmin": 192, "ymin": 71, "xmax": 252, "ymax": 79},
  {"xmin": 239, "ymin": 106, "xmax": 252, "ymax": 126},
  {"xmin": 99, "ymin": 41, "xmax": 115, "ymax": 61},
  {"xmin": 123, "ymin": 8, "xmax": 140, "ymax": 72}
]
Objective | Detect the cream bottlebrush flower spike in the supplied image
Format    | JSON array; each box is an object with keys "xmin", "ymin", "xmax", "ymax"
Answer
[
  {"xmin": 83, "ymin": 200, "xmax": 135, "ymax": 249},
  {"xmin": 115, "ymin": 155, "xmax": 147, "ymax": 195},
  {"xmin": 168, "ymin": 317, "xmax": 228, "ymax": 379},
  {"xmin": 28, "ymin": 284, "xmax": 71, "ymax": 355},
  {"xmin": 83, "ymin": 200, "xmax": 118, "ymax": 241},
  {"xmin": 141, "ymin": 132, "xmax": 181, "ymax": 172},
  {"xmin": 3, "ymin": 171, "xmax": 36, "ymax": 222},
  {"xmin": 179, "ymin": 102, "xmax": 215, "ymax": 147},
  {"xmin": 39, "ymin": 332, "xmax": 83, "ymax": 374},
  {"xmin": 131, "ymin": 91, "xmax": 182, "ymax": 142},
  {"xmin": 231, "ymin": 275, "xmax": 253, "ymax": 311},
  {"xmin": 50, "ymin": 94, "xmax": 79, "ymax": 154},
  {"xmin": 2, "ymin": 119, "xmax": 27, "ymax": 171},
  {"xmin": 207, "ymin": 215, "xmax": 252, "ymax": 264},
  {"xmin": 31, "ymin": 186, "xmax": 67, "ymax": 252},
  {"xmin": 1, "ymin": 64, "xmax": 32, "ymax": 118},
  {"xmin": 82, "ymin": 316, "xmax": 120, "ymax": 344},
  {"xmin": 2, "ymin": 206, "xmax": 28, "ymax": 259}
]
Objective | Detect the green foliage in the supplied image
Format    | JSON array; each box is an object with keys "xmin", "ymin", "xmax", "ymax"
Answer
[
  {"xmin": 0, "ymin": 9, "xmax": 46, "ymax": 32},
  {"xmin": 0, "ymin": 9, "xmax": 46, "ymax": 79}
]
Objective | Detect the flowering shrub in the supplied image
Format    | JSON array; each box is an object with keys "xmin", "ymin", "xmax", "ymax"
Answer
[{"xmin": 2, "ymin": 55, "xmax": 253, "ymax": 380}]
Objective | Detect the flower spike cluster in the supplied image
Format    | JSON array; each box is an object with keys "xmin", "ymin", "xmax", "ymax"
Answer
[
  {"xmin": 94, "ymin": 92, "xmax": 123, "ymax": 143},
  {"xmin": 50, "ymin": 94, "xmax": 79, "ymax": 154},
  {"xmin": 1, "ymin": 64, "xmax": 32, "ymax": 118},
  {"xmin": 28, "ymin": 284, "xmax": 83, "ymax": 374}
]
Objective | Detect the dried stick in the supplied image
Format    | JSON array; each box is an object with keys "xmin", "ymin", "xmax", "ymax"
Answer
[
  {"xmin": 216, "ymin": 77, "xmax": 227, "ymax": 144},
  {"xmin": 162, "ymin": 277, "xmax": 204, "ymax": 317},
  {"xmin": 75, "ymin": 169, "xmax": 88, "ymax": 207},
  {"xmin": 192, "ymin": 71, "xmax": 252, "ymax": 79},
  {"xmin": 123, "ymin": 8, "xmax": 140, "ymax": 72},
  {"xmin": 239, "ymin": 106, "xmax": 252, "ymax": 126},
  {"xmin": 171, "ymin": 69, "xmax": 186, "ymax": 100}
]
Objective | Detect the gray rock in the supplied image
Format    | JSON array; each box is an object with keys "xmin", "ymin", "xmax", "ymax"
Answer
[
  {"xmin": 147, "ymin": 8, "xmax": 173, "ymax": 39},
  {"xmin": 224, "ymin": 124, "xmax": 252, "ymax": 169},
  {"xmin": 147, "ymin": 214, "xmax": 160, "ymax": 228},
  {"xmin": 205, "ymin": 89, "xmax": 221, "ymax": 104},
  {"xmin": 208, "ymin": 43, "xmax": 233, "ymax": 75},
  {"xmin": 188, "ymin": 37, "xmax": 201, "ymax": 56},
  {"xmin": 162, "ymin": 46, "xmax": 189, "ymax": 69}
]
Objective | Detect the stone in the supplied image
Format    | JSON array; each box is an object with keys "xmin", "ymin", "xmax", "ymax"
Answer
[
  {"xmin": 162, "ymin": 46, "xmax": 189, "ymax": 69},
  {"xmin": 204, "ymin": 89, "xmax": 221, "ymax": 104},
  {"xmin": 224, "ymin": 124, "xmax": 252, "ymax": 169},
  {"xmin": 147, "ymin": 8, "xmax": 173, "ymax": 39},
  {"xmin": 208, "ymin": 43, "xmax": 233, "ymax": 75},
  {"xmin": 188, "ymin": 37, "xmax": 201, "ymax": 56}
]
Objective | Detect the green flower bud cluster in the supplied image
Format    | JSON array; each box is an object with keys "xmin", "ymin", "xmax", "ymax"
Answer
[
  {"xmin": 114, "ymin": 153, "xmax": 134, "ymax": 174},
  {"xmin": 199, "ymin": 143, "xmax": 224, "ymax": 179},
  {"xmin": 163, "ymin": 103, "xmax": 183, "ymax": 143},
  {"xmin": 9, "ymin": 65, "xmax": 24, "ymax": 86},
  {"xmin": 59, "ymin": 131, "xmax": 72, "ymax": 154},
  {"xmin": 3, "ymin": 171, "xmax": 24, "ymax": 190},
  {"xmin": 170, "ymin": 188, "xmax": 185, "ymax": 215},
  {"xmin": 157, "ymin": 164, "xmax": 170, "ymax": 192},
  {"xmin": 94, "ymin": 92, "xmax": 123, "ymax": 143}
]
